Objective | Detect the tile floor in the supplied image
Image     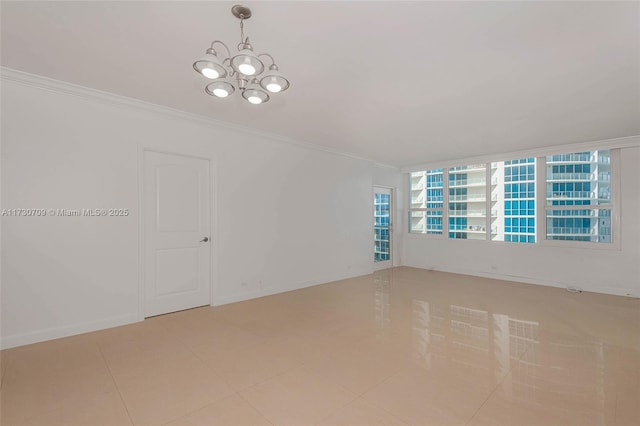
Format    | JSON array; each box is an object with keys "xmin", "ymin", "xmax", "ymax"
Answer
[{"xmin": 1, "ymin": 267, "xmax": 639, "ymax": 425}]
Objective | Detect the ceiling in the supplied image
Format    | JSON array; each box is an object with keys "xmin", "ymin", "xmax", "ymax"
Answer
[{"xmin": 2, "ymin": 1, "xmax": 638, "ymax": 167}]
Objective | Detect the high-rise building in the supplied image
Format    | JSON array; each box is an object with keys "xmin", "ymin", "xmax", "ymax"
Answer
[
  {"xmin": 410, "ymin": 150, "xmax": 610, "ymax": 243},
  {"xmin": 546, "ymin": 150, "xmax": 611, "ymax": 242},
  {"xmin": 410, "ymin": 169, "xmax": 444, "ymax": 234},
  {"xmin": 448, "ymin": 164, "xmax": 487, "ymax": 240},
  {"xmin": 492, "ymin": 159, "xmax": 536, "ymax": 243}
]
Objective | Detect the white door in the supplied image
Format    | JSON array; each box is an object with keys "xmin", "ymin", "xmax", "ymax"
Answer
[
  {"xmin": 143, "ymin": 151, "xmax": 211, "ymax": 317},
  {"xmin": 374, "ymin": 187, "xmax": 393, "ymax": 270}
]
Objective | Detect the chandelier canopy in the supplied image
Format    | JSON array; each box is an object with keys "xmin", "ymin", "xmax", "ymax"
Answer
[{"xmin": 193, "ymin": 5, "xmax": 290, "ymax": 105}]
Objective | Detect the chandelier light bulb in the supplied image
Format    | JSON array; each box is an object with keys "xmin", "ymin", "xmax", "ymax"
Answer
[
  {"xmin": 242, "ymin": 83, "xmax": 270, "ymax": 105},
  {"xmin": 213, "ymin": 87, "xmax": 230, "ymax": 97},
  {"xmin": 205, "ymin": 81, "xmax": 235, "ymax": 99},
  {"xmin": 201, "ymin": 66, "xmax": 220, "ymax": 79},
  {"xmin": 238, "ymin": 63, "xmax": 256, "ymax": 76},
  {"xmin": 266, "ymin": 83, "xmax": 282, "ymax": 93}
]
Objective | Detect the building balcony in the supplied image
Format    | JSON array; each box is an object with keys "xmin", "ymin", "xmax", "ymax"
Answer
[
  {"xmin": 546, "ymin": 228, "xmax": 595, "ymax": 236},
  {"xmin": 448, "ymin": 210, "xmax": 486, "ymax": 217},
  {"xmin": 546, "ymin": 173, "xmax": 592, "ymax": 181},
  {"xmin": 547, "ymin": 211, "xmax": 599, "ymax": 218},
  {"xmin": 547, "ymin": 191, "xmax": 594, "ymax": 200},
  {"xmin": 547, "ymin": 154, "xmax": 591, "ymax": 163},
  {"xmin": 450, "ymin": 164, "xmax": 485, "ymax": 173},
  {"xmin": 450, "ymin": 194, "xmax": 486, "ymax": 202},
  {"xmin": 449, "ymin": 177, "xmax": 487, "ymax": 187},
  {"xmin": 449, "ymin": 226, "xmax": 492, "ymax": 233}
]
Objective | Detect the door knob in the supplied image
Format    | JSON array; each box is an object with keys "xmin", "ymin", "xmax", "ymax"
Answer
[{"xmin": 200, "ymin": 237, "xmax": 209, "ymax": 242}]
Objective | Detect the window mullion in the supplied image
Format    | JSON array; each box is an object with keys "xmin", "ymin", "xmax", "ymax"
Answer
[
  {"xmin": 486, "ymin": 163, "xmax": 491, "ymax": 240},
  {"xmin": 536, "ymin": 155, "xmax": 546, "ymax": 244},
  {"xmin": 610, "ymin": 149, "xmax": 620, "ymax": 246},
  {"xmin": 443, "ymin": 167, "xmax": 449, "ymax": 237}
]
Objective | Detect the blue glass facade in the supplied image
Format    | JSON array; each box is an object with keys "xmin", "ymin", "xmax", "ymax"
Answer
[
  {"xmin": 426, "ymin": 171, "xmax": 444, "ymax": 234},
  {"xmin": 410, "ymin": 150, "xmax": 612, "ymax": 244},
  {"xmin": 503, "ymin": 158, "xmax": 536, "ymax": 243}
]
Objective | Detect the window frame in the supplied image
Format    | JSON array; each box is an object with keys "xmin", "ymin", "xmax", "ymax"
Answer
[
  {"xmin": 538, "ymin": 148, "xmax": 620, "ymax": 250},
  {"xmin": 407, "ymin": 148, "xmax": 621, "ymax": 250},
  {"xmin": 408, "ymin": 169, "xmax": 447, "ymax": 237}
]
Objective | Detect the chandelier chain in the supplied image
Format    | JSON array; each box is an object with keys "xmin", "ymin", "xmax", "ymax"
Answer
[{"xmin": 240, "ymin": 16, "xmax": 245, "ymax": 44}]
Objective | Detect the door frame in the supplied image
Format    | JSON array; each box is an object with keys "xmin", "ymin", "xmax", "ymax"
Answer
[
  {"xmin": 137, "ymin": 146, "xmax": 218, "ymax": 321},
  {"xmin": 373, "ymin": 185, "xmax": 396, "ymax": 271}
]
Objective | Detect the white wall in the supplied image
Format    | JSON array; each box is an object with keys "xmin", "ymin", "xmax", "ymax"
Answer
[
  {"xmin": 4, "ymin": 69, "xmax": 636, "ymax": 350},
  {"xmin": 403, "ymin": 145, "xmax": 640, "ymax": 297},
  {"xmin": 0, "ymin": 70, "xmax": 399, "ymax": 348}
]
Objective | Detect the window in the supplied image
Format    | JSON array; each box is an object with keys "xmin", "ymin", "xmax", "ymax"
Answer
[
  {"xmin": 409, "ymin": 169, "xmax": 443, "ymax": 234},
  {"xmin": 448, "ymin": 164, "xmax": 487, "ymax": 240},
  {"xmin": 408, "ymin": 148, "xmax": 617, "ymax": 246},
  {"xmin": 491, "ymin": 158, "xmax": 536, "ymax": 243},
  {"xmin": 545, "ymin": 150, "xmax": 611, "ymax": 243}
]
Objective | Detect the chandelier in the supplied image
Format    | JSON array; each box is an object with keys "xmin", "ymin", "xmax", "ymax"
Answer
[{"xmin": 193, "ymin": 5, "xmax": 290, "ymax": 105}]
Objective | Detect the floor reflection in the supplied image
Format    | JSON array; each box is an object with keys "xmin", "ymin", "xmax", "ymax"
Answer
[
  {"xmin": 2, "ymin": 267, "xmax": 636, "ymax": 425},
  {"xmin": 374, "ymin": 273, "xmax": 391, "ymax": 337},
  {"xmin": 396, "ymin": 267, "xmax": 632, "ymax": 425}
]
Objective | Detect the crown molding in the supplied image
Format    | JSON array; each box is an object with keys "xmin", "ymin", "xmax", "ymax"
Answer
[
  {"xmin": 1, "ymin": 67, "xmax": 397, "ymax": 169},
  {"xmin": 402, "ymin": 135, "xmax": 640, "ymax": 173},
  {"xmin": 373, "ymin": 162, "xmax": 400, "ymax": 170}
]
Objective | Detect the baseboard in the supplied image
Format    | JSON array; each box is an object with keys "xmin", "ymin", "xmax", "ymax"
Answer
[
  {"xmin": 401, "ymin": 264, "xmax": 639, "ymax": 298},
  {"xmin": 1, "ymin": 269, "xmax": 374, "ymax": 348},
  {"xmin": 213, "ymin": 268, "xmax": 373, "ymax": 306},
  {"xmin": 1, "ymin": 313, "xmax": 140, "ymax": 350}
]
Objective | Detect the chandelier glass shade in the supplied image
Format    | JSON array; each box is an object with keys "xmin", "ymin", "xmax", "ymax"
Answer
[
  {"xmin": 259, "ymin": 65, "xmax": 290, "ymax": 93},
  {"xmin": 205, "ymin": 81, "xmax": 235, "ymax": 98},
  {"xmin": 193, "ymin": 49, "xmax": 227, "ymax": 80},
  {"xmin": 193, "ymin": 5, "xmax": 289, "ymax": 105},
  {"xmin": 242, "ymin": 80, "xmax": 270, "ymax": 105},
  {"xmin": 230, "ymin": 46, "xmax": 264, "ymax": 77}
]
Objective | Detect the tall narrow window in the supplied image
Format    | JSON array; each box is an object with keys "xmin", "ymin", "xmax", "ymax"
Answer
[
  {"xmin": 491, "ymin": 158, "xmax": 536, "ymax": 243},
  {"xmin": 409, "ymin": 169, "xmax": 443, "ymax": 234},
  {"xmin": 448, "ymin": 164, "xmax": 486, "ymax": 240},
  {"xmin": 545, "ymin": 150, "xmax": 611, "ymax": 242},
  {"xmin": 374, "ymin": 191, "xmax": 391, "ymax": 261}
]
